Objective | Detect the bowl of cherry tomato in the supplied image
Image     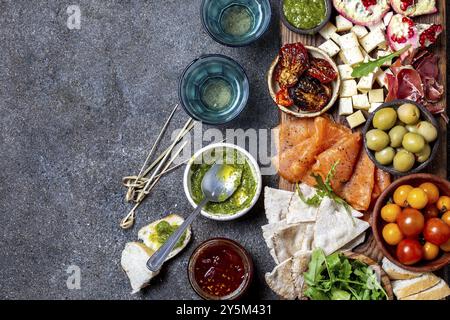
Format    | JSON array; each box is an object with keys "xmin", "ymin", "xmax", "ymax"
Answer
[{"xmin": 373, "ymin": 173, "xmax": 450, "ymax": 272}]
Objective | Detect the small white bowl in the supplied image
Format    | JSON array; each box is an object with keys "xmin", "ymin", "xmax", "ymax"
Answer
[{"xmin": 183, "ymin": 143, "xmax": 262, "ymax": 221}]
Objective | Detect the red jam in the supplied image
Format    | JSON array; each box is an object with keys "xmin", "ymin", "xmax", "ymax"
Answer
[
  {"xmin": 400, "ymin": 0, "xmax": 414, "ymax": 11},
  {"xmin": 361, "ymin": 0, "xmax": 377, "ymax": 9},
  {"xmin": 419, "ymin": 25, "xmax": 442, "ymax": 47},
  {"xmin": 193, "ymin": 243, "xmax": 247, "ymax": 298}
]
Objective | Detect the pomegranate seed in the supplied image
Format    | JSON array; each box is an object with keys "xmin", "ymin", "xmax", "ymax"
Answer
[{"xmin": 361, "ymin": 0, "xmax": 377, "ymax": 9}]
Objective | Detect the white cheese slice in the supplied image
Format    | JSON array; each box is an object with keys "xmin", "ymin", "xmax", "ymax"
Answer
[
  {"xmin": 338, "ymin": 97, "xmax": 353, "ymax": 116},
  {"xmin": 339, "ymin": 32, "xmax": 359, "ymax": 48},
  {"xmin": 376, "ymin": 50, "xmax": 393, "ymax": 66},
  {"xmin": 352, "ymin": 93, "xmax": 370, "ymax": 110},
  {"xmin": 357, "ymin": 73, "xmax": 375, "ymax": 92},
  {"xmin": 318, "ymin": 39, "xmax": 340, "ymax": 57},
  {"xmin": 369, "ymin": 102, "xmax": 383, "ymax": 113},
  {"xmin": 346, "ymin": 110, "xmax": 366, "ymax": 129},
  {"xmin": 368, "ymin": 89, "xmax": 385, "ymax": 103},
  {"xmin": 360, "ymin": 28, "xmax": 386, "ymax": 53},
  {"xmin": 340, "ymin": 80, "xmax": 358, "ymax": 97},
  {"xmin": 351, "ymin": 25, "xmax": 368, "ymax": 39},
  {"xmin": 319, "ymin": 22, "xmax": 337, "ymax": 40},
  {"xmin": 336, "ymin": 15, "xmax": 353, "ymax": 32},
  {"xmin": 338, "ymin": 64, "xmax": 354, "ymax": 80},
  {"xmin": 339, "ymin": 47, "xmax": 364, "ymax": 66}
]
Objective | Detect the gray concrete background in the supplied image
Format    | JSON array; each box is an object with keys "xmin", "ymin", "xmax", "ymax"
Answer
[{"xmin": 0, "ymin": 0, "xmax": 281, "ymax": 299}]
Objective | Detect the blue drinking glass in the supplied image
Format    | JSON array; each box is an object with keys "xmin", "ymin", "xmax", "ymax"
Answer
[
  {"xmin": 201, "ymin": 0, "xmax": 272, "ymax": 47},
  {"xmin": 178, "ymin": 54, "xmax": 249, "ymax": 125}
]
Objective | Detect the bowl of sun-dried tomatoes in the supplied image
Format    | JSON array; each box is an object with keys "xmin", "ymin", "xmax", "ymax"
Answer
[{"xmin": 267, "ymin": 42, "xmax": 341, "ymax": 118}]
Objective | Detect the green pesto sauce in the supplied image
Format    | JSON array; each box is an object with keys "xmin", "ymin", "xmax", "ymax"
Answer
[
  {"xmin": 283, "ymin": 0, "xmax": 327, "ymax": 30},
  {"xmin": 149, "ymin": 221, "xmax": 186, "ymax": 249},
  {"xmin": 190, "ymin": 150, "xmax": 257, "ymax": 215}
]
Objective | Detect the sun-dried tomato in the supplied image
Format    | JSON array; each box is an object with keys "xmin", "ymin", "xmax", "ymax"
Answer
[
  {"xmin": 306, "ymin": 57, "xmax": 338, "ymax": 84},
  {"xmin": 288, "ymin": 76, "xmax": 331, "ymax": 112},
  {"xmin": 275, "ymin": 87, "xmax": 294, "ymax": 107},
  {"xmin": 277, "ymin": 42, "xmax": 309, "ymax": 88}
]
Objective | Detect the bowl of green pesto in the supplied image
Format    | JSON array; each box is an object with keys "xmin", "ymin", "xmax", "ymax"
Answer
[
  {"xmin": 280, "ymin": 0, "xmax": 332, "ymax": 35},
  {"xmin": 183, "ymin": 143, "xmax": 262, "ymax": 221}
]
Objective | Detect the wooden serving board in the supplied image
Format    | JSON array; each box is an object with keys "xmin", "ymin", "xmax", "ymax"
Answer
[{"xmin": 279, "ymin": 3, "xmax": 447, "ymax": 264}]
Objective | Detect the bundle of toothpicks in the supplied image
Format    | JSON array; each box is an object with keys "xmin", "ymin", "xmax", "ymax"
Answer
[{"xmin": 120, "ymin": 104, "xmax": 194, "ymax": 229}]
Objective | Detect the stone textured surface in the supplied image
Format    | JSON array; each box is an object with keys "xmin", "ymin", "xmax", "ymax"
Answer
[{"xmin": 0, "ymin": 0, "xmax": 281, "ymax": 299}]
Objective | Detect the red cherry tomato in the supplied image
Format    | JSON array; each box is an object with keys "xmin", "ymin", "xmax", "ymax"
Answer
[
  {"xmin": 396, "ymin": 239, "xmax": 423, "ymax": 265},
  {"xmin": 423, "ymin": 218, "xmax": 450, "ymax": 246},
  {"xmin": 397, "ymin": 208, "xmax": 425, "ymax": 237},
  {"xmin": 423, "ymin": 204, "xmax": 439, "ymax": 220}
]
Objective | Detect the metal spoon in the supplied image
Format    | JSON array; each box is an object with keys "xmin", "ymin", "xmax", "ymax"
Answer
[{"xmin": 146, "ymin": 163, "xmax": 243, "ymax": 272}]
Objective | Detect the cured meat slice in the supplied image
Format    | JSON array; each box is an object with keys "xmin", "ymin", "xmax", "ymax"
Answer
[
  {"xmin": 338, "ymin": 150, "xmax": 375, "ymax": 211},
  {"xmin": 302, "ymin": 132, "xmax": 362, "ymax": 190}
]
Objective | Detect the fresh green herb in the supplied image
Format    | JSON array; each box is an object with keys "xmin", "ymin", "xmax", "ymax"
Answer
[
  {"xmin": 303, "ymin": 248, "xmax": 389, "ymax": 300},
  {"xmin": 351, "ymin": 45, "xmax": 411, "ymax": 78},
  {"xmin": 296, "ymin": 161, "xmax": 354, "ymax": 223}
]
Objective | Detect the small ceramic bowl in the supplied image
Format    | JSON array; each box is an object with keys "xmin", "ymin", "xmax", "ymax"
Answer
[
  {"xmin": 280, "ymin": 0, "xmax": 332, "ymax": 35},
  {"xmin": 188, "ymin": 238, "xmax": 254, "ymax": 300},
  {"xmin": 267, "ymin": 46, "xmax": 341, "ymax": 118},
  {"xmin": 178, "ymin": 54, "xmax": 249, "ymax": 125},
  {"xmin": 183, "ymin": 143, "xmax": 262, "ymax": 221},
  {"xmin": 362, "ymin": 99, "xmax": 440, "ymax": 176},
  {"xmin": 200, "ymin": 0, "xmax": 272, "ymax": 47},
  {"xmin": 372, "ymin": 173, "xmax": 450, "ymax": 272}
]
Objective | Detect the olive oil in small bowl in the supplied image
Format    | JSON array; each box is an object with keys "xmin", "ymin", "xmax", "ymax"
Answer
[
  {"xmin": 178, "ymin": 54, "xmax": 249, "ymax": 124},
  {"xmin": 201, "ymin": 0, "xmax": 272, "ymax": 47}
]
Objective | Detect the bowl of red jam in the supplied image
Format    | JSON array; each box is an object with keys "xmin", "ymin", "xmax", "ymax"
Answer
[{"xmin": 188, "ymin": 238, "xmax": 254, "ymax": 300}]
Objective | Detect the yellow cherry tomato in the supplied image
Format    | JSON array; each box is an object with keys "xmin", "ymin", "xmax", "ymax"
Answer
[
  {"xmin": 419, "ymin": 182, "xmax": 440, "ymax": 204},
  {"xmin": 381, "ymin": 203, "xmax": 402, "ymax": 223},
  {"xmin": 423, "ymin": 241, "xmax": 440, "ymax": 260},
  {"xmin": 407, "ymin": 188, "xmax": 429, "ymax": 209},
  {"xmin": 382, "ymin": 223, "xmax": 404, "ymax": 246},
  {"xmin": 393, "ymin": 185, "xmax": 413, "ymax": 207},
  {"xmin": 441, "ymin": 211, "xmax": 450, "ymax": 227},
  {"xmin": 437, "ymin": 196, "xmax": 450, "ymax": 213},
  {"xmin": 440, "ymin": 238, "xmax": 450, "ymax": 252}
]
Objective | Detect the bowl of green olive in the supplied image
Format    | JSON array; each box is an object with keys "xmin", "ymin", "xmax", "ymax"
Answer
[{"xmin": 363, "ymin": 100, "xmax": 440, "ymax": 176}]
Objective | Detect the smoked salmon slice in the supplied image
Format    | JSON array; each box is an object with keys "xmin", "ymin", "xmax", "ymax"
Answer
[
  {"xmin": 338, "ymin": 150, "xmax": 375, "ymax": 211},
  {"xmin": 278, "ymin": 117, "xmax": 316, "ymax": 153},
  {"xmin": 371, "ymin": 168, "xmax": 392, "ymax": 201}
]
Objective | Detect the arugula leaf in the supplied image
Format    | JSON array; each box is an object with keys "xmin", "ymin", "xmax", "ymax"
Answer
[
  {"xmin": 303, "ymin": 248, "xmax": 326, "ymax": 285},
  {"xmin": 331, "ymin": 289, "xmax": 351, "ymax": 300},
  {"xmin": 296, "ymin": 183, "xmax": 322, "ymax": 207},
  {"xmin": 351, "ymin": 45, "xmax": 411, "ymax": 78}
]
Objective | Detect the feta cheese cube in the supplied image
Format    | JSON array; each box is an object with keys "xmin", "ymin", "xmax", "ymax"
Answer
[
  {"xmin": 338, "ymin": 64, "xmax": 354, "ymax": 80},
  {"xmin": 376, "ymin": 50, "xmax": 393, "ymax": 67},
  {"xmin": 351, "ymin": 25, "xmax": 368, "ymax": 39},
  {"xmin": 357, "ymin": 73, "xmax": 375, "ymax": 92},
  {"xmin": 346, "ymin": 110, "xmax": 366, "ymax": 129},
  {"xmin": 318, "ymin": 39, "xmax": 340, "ymax": 57},
  {"xmin": 383, "ymin": 11, "xmax": 394, "ymax": 26},
  {"xmin": 375, "ymin": 69, "xmax": 393, "ymax": 88},
  {"xmin": 338, "ymin": 97, "xmax": 353, "ymax": 116},
  {"xmin": 369, "ymin": 21, "xmax": 386, "ymax": 32},
  {"xmin": 368, "ymin": 89, "xmax": 384, "ymax": 103},
  {"xmin": 339, "ymin": 47, "xmax": 364, "ymax": 66},
  {"xmin": 319, "ymin": 22, "xmax": 337, "ymax": 40},
  {"xmin": 369, "ymin": 102, "xmax": 383, "ymax": 113},
  {"xmin": 340, "ymin": 80, "xmax": 358, "ymax": 97},
  {"xmin": 360, "ymin": 28, "xmax": 386, "ymax": 53},
  {"xmin": 352, "ymin": 93, "xmax": 370, "ymax": 110},
  {"xmin": 330, "ymin": 32, "xmax": 341, "ymax": 46},
  {"xmin": 336, "ymin": 15, "xmax": 353, "ymax": 32},
  {"xmin": 339, "ymin": 32, "xmax": 359, "ymax": 48}
]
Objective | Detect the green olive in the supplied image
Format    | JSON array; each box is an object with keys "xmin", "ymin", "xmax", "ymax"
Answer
[
  {"xmin": 366, "ymin": 129, "xmax": 390, "ymax": 151},
  {"xmin": 402, "ymin": 132, "xmax": 425, "ymax": 153},
  {"xmin": 373, "ymin": 108, "xmax": 397, "ymax": 131},
  {"xmin": 416, "ymin": 121, "xmax": 438, "ymax": 143},
  {"xmin": 405, "ymin": 124, "xmax": 419, "ymax": 133},
  {"xmin": 415, "ymin": 144, "xmax": 431, "ymax": 163},
  {"xmin": 375, "ymin": 147, "xmax": 395, "ymax": 165},
  {"xmin": 397, "ymin": 103, "xmax": 420, "ymax": 125},
  {"xmin": 393, "ymin": 150, "xmax": 415, "ymax": 172},
  {"xmin": 389, "ymin": 125, "xmax": 407, "ymax": 148}
]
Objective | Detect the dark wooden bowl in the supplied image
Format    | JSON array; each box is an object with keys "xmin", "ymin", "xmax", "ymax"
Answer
[
  {"xmin": 362, "ymin": 99, "xmax": 440, "ymax": 176},
  {"xmin": 343, "ymin": 251, "xmax": 394, "ymax": 300},
  {"xmin": 372, "ymin": 173, "xmax": 450, "ymax": 272},
  {"xmin": 279, "ymin": 0, "xmax": 332, "ymax": 35}
]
